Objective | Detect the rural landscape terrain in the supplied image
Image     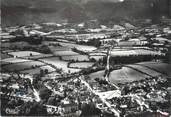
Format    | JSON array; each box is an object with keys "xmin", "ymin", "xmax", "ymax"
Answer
[{"xmin": 1, "ymin": 0, "xmax": 171, "ymax": 117}]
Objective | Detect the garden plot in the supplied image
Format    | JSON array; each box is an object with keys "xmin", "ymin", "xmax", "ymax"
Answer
[
  {"xmin": 8, "ymin": 51, "xmax": 41, "ymax": 57},
  {"xmin": 62, "ymin": 55, "xmax": 89, "ymax": 61},
  {"xmin": 39, "ymin": 57, "xmax": 81, "ymax": 73},
  {"xmin": 69, "ymin": 62, "xmax": 95, "ymax": 69},
  {"xmin": 1, "ymin": 58, "xmax": 32, "ymax": 63},
  {"xmin": 2, "ymin": 61, "xmax": 45, "ymax": 72},
  {"xmin": 126, "ymin": 64, "xmax": 162, "ymax": 77}
]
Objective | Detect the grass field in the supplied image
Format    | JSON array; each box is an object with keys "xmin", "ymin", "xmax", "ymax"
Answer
[
  {"xmin": 53, "ymin": 50, "xmax": 79, "ymax": 56},
  {"xmin": 109, "ymin": 67, "xmax": 150, "ymax": 84},
  {"xmin": 44, "ymin": 41, "xmax": 97, "ymax": 52},
  {"xmin": 8, "ymin": 51, "xmax": 41, "ymax": 57},
  {"xmin": 1, "ymin": 58, "xmax": 32, "ymax": 63},
  {"xmin": 62, "ymin": 55, "xmax": 89, "ymax": 61},
  {"xmin": 126, "ymin": 64, "xmax": 162, "ymax": 77},
  {"xmin": 137, "ymin": 62, "xmax": 171, "ymax": 76},
  {"xmin": 20, "ymin": 65, "xmax": 56, "ymax": 75},
  {"xmin": 89, "ymin": 62, "xmax": 170, "ymax": 85},
  {"xmin": 0, "ymin": 53, "xmax": 11, "ymax": 59},
  {"xmin": 69, "ymin": 62, "xmax": 94, "ymax": 69},
  {"xmin": 22, "ymin": 54, "xmax": 53, "ymax": 59},
  {"xmin": 89, "ymin": 56, "xmax": 104, "ymax": 61},
  {"xmin": 109, "ymin": 49, "xmax": 162, "ymax": 57},
  {"xmin": 2, "ymin": 61, "xmax": 45, "ymax": 72},
  {"xmin": 39, "ymin": 57, "xmax": 81, "ymax": 73}
]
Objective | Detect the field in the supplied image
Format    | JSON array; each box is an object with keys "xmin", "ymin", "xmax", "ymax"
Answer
[
  {"xmin": 8, "ymin": 51, "xmax": 41, "ymax": 57},
  {"xmin": 89, "ymin": 56, "xmax": 104, "ymax": 61},
  {"xmin": 109, "ymin": 49, "xmax": 162, "ymax": 57},
  {"xmin": 109, "ymin": 67, "xmax": 150, "ymax": 84},
  {"xmin": 62, "ymin": 55, "xmax": 89, "ymax": 61},
  {"xmin": 69, "ymin": 62, "xmax": 94, "ymax": 69},
  {"xmin": 48, "ymin": 45, "xmax": 70, "ymax": 51},
  {"xmin": 89, "ymin": 70, "xmax": 105, "ymax": 81},
  {"xmin": 20, "ymin": 65, "xmax": 56, "ymax": 75},
  {"xmin": 126, "ymin": 64, "xmax": 162, "ymax": 77},
  {"xmin": 22, "ymin": 54, "xmax": 53, "ymax": 59},
  {"xmin": 0, "ymin": 53, "xmax": 11, "ymax": 59},
  {"xmin": 137, "ymin": 62, "xmax": 171, "ymax": 76},
  {"xmin": 53, "ymin": 50, "xmax": 79, "ymax": 56},
  {"xmin": 89, "ymin": 68, "xmax": 148, "ymax": 84},
  {"xmin": 39, "ymin": 57, "xmax": 81, "ymax": 73},
  {"xmin": 89, "ymin": 62, "xmax": 170, "ymax": 85},
  {"xmin": 89, "ymin": 52, "xmax": 106, "ymax": 56},
  {"xmin": 2, "ymin": 61, "xmax": 45, "ymax": 72},
  {"xmin": 1, "ymin": 58, "xmax": 32, "ymax": 63},
  {"xmin": 44, "ymin": 41, "xmax": 97, "ymax": 52},
  {"xmin": 1, "ymin": 42, "xmax": 31, "ymax": 48}
]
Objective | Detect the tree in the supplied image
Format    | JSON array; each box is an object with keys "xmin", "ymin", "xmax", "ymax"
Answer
[{"xmin": 39, "ymin": 88, "xmax": 52, "ymax": 100}]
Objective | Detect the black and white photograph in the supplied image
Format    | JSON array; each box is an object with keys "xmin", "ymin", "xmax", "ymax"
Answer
[{"xmin": 1, "ymin": 0, "xmax": 171, "ymax": 117}]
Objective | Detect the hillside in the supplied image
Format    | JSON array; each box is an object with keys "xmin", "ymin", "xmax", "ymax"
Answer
[{"xmin": 1, "ymin": 0, "xmax": 170, "ymax": 26}]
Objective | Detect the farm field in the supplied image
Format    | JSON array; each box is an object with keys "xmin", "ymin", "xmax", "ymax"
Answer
[
  {"xmin": 0, "ymin": 53, "xmax": 11, "ymax": 59},
  {"xmin": 89, "ymin": 62, "xmax": 170, "ymax": 85},
  {"xmin": 62, "ymin": 55, "xmax": 89, "ymax": 61},
  {"xmin": 53, "ymin": 50, "xmax": 79, "ymax": 56},
  {"xmin": 126, "ymin": 64, "xmax": 162, "ymax": 77},
  {"xmin": 89, "ymin": 52, "xmax": 106, "ymax": 56},
  {"xmin": 103, "ymin": 49, "xmax": 163, "ymax": 57},
  {"xmin": 69, "ymin": 62, "xmax": 94, "ymax": 69},
  {"xmin": 44, "ymin": 41, "xmax": 97, "ymax": 52},
  {"xmin": 2, "ymin": 61, "xmax": 45, "ymax": 72},
  {"xmin": 20, "ymin": 65, "xmax": 56, "ymax": 75},
  {"xmin": 39, "ymin": 57, "xmax": 81, "ymax": 73},
  {"xmin": 109, "ymin": 67, "xmax": 150, "ymax": 84},
  {"xmin": 8, "ymin": 51, "xmax": 41, "ymax": 57},
  {"xmin": 137, "ymin": 62, "xmax": 171, "ymax": 76},
  {"xmin": 89, "ymin": 68, "xmax": 149, "ymax": 84},
  {"xmin": 89, "ymin": 70, "xmax": 105, "ymax": 81},
  {"xmin": 48, "ymin": 45, "xmax": 70, "ymax": 51},
  {"xmin": 22, "ymin": 54, "xmax": 53, "ymax": 59},
  {"xmin": 0, "ymin": 61, "xmax": 9, "ymax": 66},
  {"xmin": 89, "ymin": 55, "xmax": 104, "ymax": 61},
  {"xmin": 1, "ymin": 58, "xmax": 32, "ymax": 63},
  {"xmin": 1, "ymin": 42, "xmax": 31, "ymax": 48}
]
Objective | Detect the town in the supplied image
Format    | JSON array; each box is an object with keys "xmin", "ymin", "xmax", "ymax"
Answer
[{"xmin": 1, "ymin": 12, "xmax": 171, "ymax": 117}]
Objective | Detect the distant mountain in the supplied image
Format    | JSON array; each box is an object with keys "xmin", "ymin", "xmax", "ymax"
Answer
[{"xmin": 1, "ymin": 0, "xmax": 169, "ymax": 27}]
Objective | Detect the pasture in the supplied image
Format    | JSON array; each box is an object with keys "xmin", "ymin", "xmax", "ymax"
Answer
[
  {"xmin": 8, "ymin": 51, "xmax": 41, "ymax": 57},
  {"xmin": 2, "ymin": 61, "xmax": 45, "ymax": 72},
  {"xmin": 62, "ymin": 55, "xmax": 89, "ymax": 61},
  {"xmin": 39, "ymin": 57, "xmax": 81, "ymax": 73},
  {"xmin": 69, "ymin": 62, "xmax": 95, "ymax": 69}
]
